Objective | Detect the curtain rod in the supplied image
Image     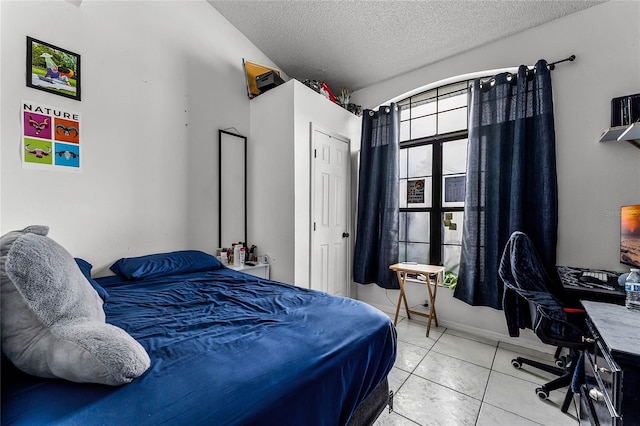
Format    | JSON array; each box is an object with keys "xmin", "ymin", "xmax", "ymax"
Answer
[{"xmin": 548, "ymin": 55, "xmax": 576, "ymax": 70}]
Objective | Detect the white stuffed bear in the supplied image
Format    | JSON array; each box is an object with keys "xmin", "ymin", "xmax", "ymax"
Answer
[{"xmin": 0, "ymin": 226, "xmax": 150, "ymax": 385}]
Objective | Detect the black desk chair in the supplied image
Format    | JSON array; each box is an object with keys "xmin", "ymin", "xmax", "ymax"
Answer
[{"xmin": 499, "ymin": 231, "xmax": 588, "ymax": 412}]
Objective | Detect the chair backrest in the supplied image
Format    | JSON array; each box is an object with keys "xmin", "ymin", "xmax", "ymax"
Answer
[
  {"xmin": 499, "ymin": 231, "xmax": 564, "ymax": 298},
  {"xmin": 500, "ymin": 231, "xmax": 586, "ymax": 347},
  {"xmin": 499, "ymin": 231, "xmax": 570, "ymax": 340}
]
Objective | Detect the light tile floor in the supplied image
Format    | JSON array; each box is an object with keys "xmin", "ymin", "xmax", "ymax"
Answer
[{"xmin": 375, "ymin": 317, "xmax": 580, "ymax": 426}]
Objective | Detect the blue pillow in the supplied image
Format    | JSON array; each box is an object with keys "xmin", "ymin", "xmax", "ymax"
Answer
[
  {"xmin": 74, "ymin": 258, "xmax": 110, "ymax": 301},
  {"xmin": 109, "ymin": 250, "xmax": 222, "ymax": 280}
]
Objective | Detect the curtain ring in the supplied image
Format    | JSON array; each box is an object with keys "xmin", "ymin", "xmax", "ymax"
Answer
[
  {"xmin": 385, "ymin": 106, "xmax": 390, "ymax": 113},
  {"xmin": 369, "ymin": 110, "xmax": 375, "ymax": 117},
  {"xmin": 506, "ymin": 73, "xmax": 513, "ymax": 82}
]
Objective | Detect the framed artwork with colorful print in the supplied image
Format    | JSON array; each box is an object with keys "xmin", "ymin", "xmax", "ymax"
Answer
[{"xmin": 26, "ymin": 36, "xmax": 81, "ymax": 101}]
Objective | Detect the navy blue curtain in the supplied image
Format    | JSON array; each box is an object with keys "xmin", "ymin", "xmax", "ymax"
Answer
[
  {"xmin": 354, "ymin": 104, "xmax": 400, "ymax": 289},
  {"xmin": 454, "ymin": 60, "xmax": 558, "ymax": 309}
]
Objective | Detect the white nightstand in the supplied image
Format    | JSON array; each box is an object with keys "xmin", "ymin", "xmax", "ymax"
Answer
[{"xmin": 228, "ymin": 263, "xmax": 270, "ymax": 279}]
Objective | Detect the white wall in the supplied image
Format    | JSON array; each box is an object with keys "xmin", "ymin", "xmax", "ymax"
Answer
[
  {"xmin": 0, "ymin": 0, "xmax": 281, "ymax": 275},
  {"xmin": 352, "ymin": 1, "xmax": 640, "ymax": 347}
]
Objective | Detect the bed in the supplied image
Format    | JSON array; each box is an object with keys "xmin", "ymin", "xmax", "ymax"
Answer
[{"xmin": 1, "ymin": 227, "xmax": 396, "ymax": 425}]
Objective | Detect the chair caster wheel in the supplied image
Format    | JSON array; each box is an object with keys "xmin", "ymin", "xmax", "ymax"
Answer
[
  {"xmin": 555, "ymin": 358, "xmax": 565, "ymax": 368},
  {"xmin": 536, "ymin": 387, "xmax": 548, "ymax": 400},
  {"xmin": 511, "ymin": 359, "xmax": 522, "ymax": 369}
]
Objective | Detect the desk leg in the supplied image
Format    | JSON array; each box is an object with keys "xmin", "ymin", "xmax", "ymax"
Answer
[
  {"xmin": 393, "ymin": 271, "xmax": 410, "ymax": 326},
  {"xmin": 424, "ymin": 273, "xmax": 439, "ymax": 337},
  {"xmin": 393, "ymin": 272, "xmax": 402, "ymax": 325},
  {"xmin": 431, "ymin": 273, "xmax": 439, "ymax": 327},
  {"xmin": 399, "ymin": 272, "xmax": 411, "ymax": 320},
  {"xmin": 393, "ymin": 286, "xmax": 402, "ymax": 326}
]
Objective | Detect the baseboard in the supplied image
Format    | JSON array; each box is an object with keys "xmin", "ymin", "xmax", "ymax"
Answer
[
  {"xmin": 435, "ymin": 318, "xmax": 555, "ymax": 354},
  {"xmin": 370, "ymin": 301, "xmax": 555, "ymax": 355}
]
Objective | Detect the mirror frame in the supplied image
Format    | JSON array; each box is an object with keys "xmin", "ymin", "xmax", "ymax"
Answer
[{"xmin": 218, "ymin": 129, "xmax": 247, "ymax": 248}]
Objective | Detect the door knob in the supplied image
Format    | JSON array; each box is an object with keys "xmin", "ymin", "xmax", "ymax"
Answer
[{"xmin": 342, "ymin": 232, "xmax": 350, "ymax": 238}]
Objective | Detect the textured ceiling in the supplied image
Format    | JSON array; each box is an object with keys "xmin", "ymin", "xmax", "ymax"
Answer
[{"xmin": 209, "ymin": 0, "xmax": 603, "ymax": 92}]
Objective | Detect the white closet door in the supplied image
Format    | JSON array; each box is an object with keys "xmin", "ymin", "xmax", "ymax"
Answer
[{"xmin": 311, "ymin": 127, "xmax": 350, "ymax": 297}]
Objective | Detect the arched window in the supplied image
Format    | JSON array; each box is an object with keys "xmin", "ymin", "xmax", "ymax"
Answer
[
  {"xmin": 395, "ymin": 72, "xmax": 499, "ymax": 274},
  {"xmin": 383, "ymin": 69, "xmax": 515, "ymax": 273},
  {"xmin": 397, "ymin": 80, "xmax": 468, "ymax": 274}
]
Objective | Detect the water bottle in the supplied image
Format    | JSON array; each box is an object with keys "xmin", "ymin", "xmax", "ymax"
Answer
[
  {"xmin": 233, "ymin": 244, "xmax": 241, "ymax": 267},
  {"xmin": 239, "ymin": 247, "xmax": 246, "ymax": 266},
  {"xmin": 625, "ymin": 268, "xmax": 640, "ymax": 311}
]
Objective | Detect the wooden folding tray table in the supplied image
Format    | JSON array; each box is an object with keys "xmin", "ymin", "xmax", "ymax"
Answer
[{"xmin": 390, "ymin": 263, "xmax": 445, "ymax": 337}]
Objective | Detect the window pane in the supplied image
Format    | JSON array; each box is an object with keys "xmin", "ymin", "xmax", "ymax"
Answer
[
  {"xmin": 399, "ymin": 242, "xmax": 407, "ymax": 262},
  {"xmin": 442, "ymin": 244, "xmax": 462, "ymax": 274},
  {"xmin": 400, "ymin": 120, "xmax": 410, "ymax": 142},
  {"xmin": 400, "ymin": 149, "xmax": 408, "ymax": 179},
  {"xmin": 399, "ymin": 212, "xmax": 407, "ymax": 241},
  {"xmin": 411, "ymin": 115, "xmax": 437, "ymax": 139},
  {"xmin": 439, "ymin": 82, "xmax": 468, "ymax": 107},
  {"xmin": 407, "ymin": 212, "xmax": 429, "ymax": 243},
  {"xmin": 439, "ymin": 81, "xmax": 468, "ymax": 98},
  {"xmin": 399, "ymin": 179, "xmax": 407, "ymax": 208},
  {"xmin": 438, "ymin": 107, "xmax": 467, "ymax": 134},
  {"xmin": 411, "ymin": 90, "xmax": 436, "ymax": 118},
  {"xmin": 407, "ymin": 243, "xmax": 429, "ymax": 264},
  {"xmin": 399, "ymin": 100, "xmax": 411, "ymax": 121},
  {"xmin": 442, "ymin": 211, "xmax": 464, "ymax": 244},
  {"xmin": 442, "ymin": 139, "xmax": 468, "ymax": 175},
  {"xmin": 411, "ymin": 99, "xmax": 436, "ymax": 118},
  {"xmin": 407, "ymin": 145, "xmax": 432, "ymax": 177},
  {"xmin": 438, "ymin": 92, "xmax": 467, "ymax": 112}
]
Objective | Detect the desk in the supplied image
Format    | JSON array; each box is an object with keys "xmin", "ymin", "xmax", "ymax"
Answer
[
  {"xmin": 390, "ymin": 263, "xmax": 444, "ymax": 337},
  {"xmin": 579, "ymin": 301, "xmax": 640, "ymax": 425},
  {"xmin": 557, "ymin": 266, "xmax": 625, "ymax": 305}
]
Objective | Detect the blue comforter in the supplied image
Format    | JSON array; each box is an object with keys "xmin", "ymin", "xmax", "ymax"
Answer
[{"xmin": 2, "ymin": 268, "xmax": 396, "ymax": 425}]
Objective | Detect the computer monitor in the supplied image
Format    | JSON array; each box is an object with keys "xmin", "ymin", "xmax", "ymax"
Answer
[{"xmin": 621, "ymin": 204, "xmax": 640, "ymax": 268}]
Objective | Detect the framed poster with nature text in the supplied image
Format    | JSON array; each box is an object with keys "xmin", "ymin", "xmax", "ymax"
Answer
[
  {"xmin": 26, "ymin": 36, "xmax": 81, "ymax": 101},
  {"xmin": 21, "ymin": 100, "xmax": 82, "ymax": 172}
]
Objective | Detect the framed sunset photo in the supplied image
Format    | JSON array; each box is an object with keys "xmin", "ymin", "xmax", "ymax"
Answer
[{"xmin": 621, "ymin": 204, "xmax": 640, "ymax": 268}]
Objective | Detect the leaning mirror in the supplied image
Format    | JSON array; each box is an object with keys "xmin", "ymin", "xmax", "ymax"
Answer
[{"xmin": 218, "ymin": 130, "xmax": 246, "ymax": 248}]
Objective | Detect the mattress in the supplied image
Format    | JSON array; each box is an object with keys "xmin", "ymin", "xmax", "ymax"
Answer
[{"xmin": 2, "ymin": 267, "xmax": 396, "ymax": 425}]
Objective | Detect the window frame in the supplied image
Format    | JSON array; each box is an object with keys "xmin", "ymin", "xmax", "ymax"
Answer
[
  {"xmin": 400, "ymin": 131, "xmax": 468, "ymax": 267},
  {"xmin": 383, "ymin": 69, "xmax": 514, "ymax": 271},
  {"xmin": 398, "ymin": 80, "xmax": 472, "ymax": 270}
]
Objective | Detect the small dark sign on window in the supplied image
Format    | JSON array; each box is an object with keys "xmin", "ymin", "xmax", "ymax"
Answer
[{"xmin": 407, "ymin": 179, "xmax": 425, "ymax": 204}]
